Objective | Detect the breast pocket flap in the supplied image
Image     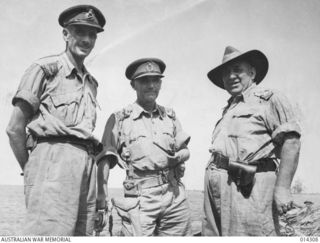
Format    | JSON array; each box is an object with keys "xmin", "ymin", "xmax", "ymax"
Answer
[{"xmin": 50, "ymin": 92, "xmax": 82, "ymax": 107}]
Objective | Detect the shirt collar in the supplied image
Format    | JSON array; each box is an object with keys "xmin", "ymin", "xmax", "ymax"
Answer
[
  {"xmin": 242, "ymin": 83, "xmax": 257, "ymax": 102},
  {"xmin": 227, "ymin": 83, "xmax": 257, "ymax": 105},
  {"xmin": 61, "ymin": 52, "xmax": 90, "ymax": 79},
  {"xmin": 61, "ymin": 52, "xmax": 76, "ymax": 77},
  {"xmin": 131, "ymin": 102, "xmax": 164, "ymax": 120}
]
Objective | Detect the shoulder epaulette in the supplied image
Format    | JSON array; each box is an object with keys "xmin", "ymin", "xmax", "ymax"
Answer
[
  {"xmin": 254, "ymin": 89, "xmax": 274, "ymax": 101},
  {"xmin": 115, "ymin": 105, "xmax": 133, "ymax": 121},
  {"xmin": 164, "ymin": 107, "xmax": 176, "ymax": 120},
  {"xmin": 89, "ymin": 75, "xmax": 99, "ymax": 87},
  {"xmin": 34, "ymin": 55, "xmax": 61, "ymax": 78}
]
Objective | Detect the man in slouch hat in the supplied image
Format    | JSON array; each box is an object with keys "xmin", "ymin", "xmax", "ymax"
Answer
[{"xmin": 202, "ymin": 46, "xmax": 301, "ymax": 236}]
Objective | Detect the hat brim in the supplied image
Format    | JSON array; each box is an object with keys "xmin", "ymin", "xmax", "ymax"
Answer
[
  {"xmin": 66, "ymin": 22, "xmax": 104, "ymax": 33},
  {"xmin": 207, "ymin": 50, "xmax": 269, "ymax": 89},
  {"xmin": 134, "ymin": 73, "xmax": 164, "ymax": 80},
  {"xmin": 58, "ymin": 5, "xmax": 106, "ymax": 33}
]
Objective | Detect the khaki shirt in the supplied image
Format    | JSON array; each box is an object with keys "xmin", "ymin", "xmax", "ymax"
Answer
[
  {"xmin": 12, "ymin": 53, "xmax": 99, "ymax": 141},
  {"xmin": 210, "ymin": 83, "xmax": 301, "ymax": 164},
  {"xmin": 98, "ymin": 102, "xmax": 190, "ymax": 171}
]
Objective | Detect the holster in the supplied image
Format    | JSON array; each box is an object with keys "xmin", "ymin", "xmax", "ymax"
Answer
[{"xmin": 228, "ymin": 161, "xmax": 257, "ymax": 198}]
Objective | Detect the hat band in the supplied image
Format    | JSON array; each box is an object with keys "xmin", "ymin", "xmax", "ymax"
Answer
[
  {"xmin": 222, "ymin": 51, "xmax": 243, "ymax": 64},
  {"xmin": 66, "ymin": 18, "xmax": 98, "ymax": 25}
]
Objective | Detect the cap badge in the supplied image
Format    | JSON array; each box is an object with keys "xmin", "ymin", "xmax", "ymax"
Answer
[
  {"xmin": 146, "ymin": 62, "xmax": 154, "ymax": 72},
  {"xmin": 86, "ymin": 9, "xmax": 95, "ymax": 20}
]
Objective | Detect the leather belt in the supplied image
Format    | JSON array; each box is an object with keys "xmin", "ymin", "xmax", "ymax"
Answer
[
  {"xmin": 210, "ymin": 152, "xmax": 277, "ymax": 173},
  {"xmin": 131, "ymin": 168, "xmax": 170, "ymax": 179},
  {"xmin": 137, "ymin": 174, "xmax": 169, "ymax": 189},
  {"xmin": 37, "ymin": 136, "xmax": 102, "ymax": 155},
  {"xmin": 125, "ymin": 169, "xmax": 171, "ymax": 190}
]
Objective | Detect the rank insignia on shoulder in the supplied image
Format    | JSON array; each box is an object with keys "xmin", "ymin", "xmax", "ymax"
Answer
[
  {"xmin": 165, "ymin": 107, "xmax": 176, "ymax": 120},
  {"xmin": 34, "ymin": 56, "xmax": 60, "ymax": 78},
  {"xmin": 116, "ymin": 105, "xmax": 133, "ymax": 121},
  {"xmin": 254, "ymin": 89, "xmax": 273, "ymax": 101},
  {"xmin": 123, "ymin": 106, "xmax": 133, "ymax": 116}
]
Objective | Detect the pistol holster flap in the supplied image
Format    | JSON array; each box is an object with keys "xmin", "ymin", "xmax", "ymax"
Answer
[
  {"xmin": 123, "ymin": 179, "xmax": 140, "ymax": 197},
  {"xmin": 228, "ymin": 161, "xmax": 257, "ymax": 186}
]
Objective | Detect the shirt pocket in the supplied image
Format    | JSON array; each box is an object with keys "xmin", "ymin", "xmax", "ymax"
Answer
[
  {"xmin": 49, "ymin": 91, "xmax": 83, "ymax": 127},
  {"xmin": 229, "ymin": 110, "xmax": 256, "ymax": 135},
  {"xmin": 154, "ymin": 128, "xmax": 176, "ymax": 154},
  {"xmin": 232, "ymin": 107, "xmax": 256, "ymax": 119},
  {"xmin": 124, "ymin": 130, "xmax": 148, "ymax": 162}
]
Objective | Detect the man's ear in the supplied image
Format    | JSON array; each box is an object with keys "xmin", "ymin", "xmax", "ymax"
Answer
[
  {"xmin": 130, "ymin": 80, "xmax": 136, "ymax": 90},
  {"xmin": 250, "ymin": 66, "xmax": 257, "ymax": 80},
  {"xmin": 62, "ymin": 28, "xmax": 69, "ymax": 42}
]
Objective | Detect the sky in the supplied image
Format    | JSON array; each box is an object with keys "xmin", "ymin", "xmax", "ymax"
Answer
[{"xmin": 0, "ymin": 0, "xmax": 320, "ymax": 192}]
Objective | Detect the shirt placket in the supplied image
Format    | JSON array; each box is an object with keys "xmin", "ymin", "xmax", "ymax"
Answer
[
  {"xmin": 78, "ymin": 72, "xmax": 87, "ymax": 93},
  {"xmin": 73, "ymin": 71, "xmax": 88, "ymax": 126},
  {"xmin": 150, "ymin": 112, "xmax": 157, "ymax": 139},
  {"xmin": 142, "ymin": 111, "xmax": 157, "ymax": 140},
  {"xmin": 213, "ymin": 101, "xmax": 240, "ymax": 158}
]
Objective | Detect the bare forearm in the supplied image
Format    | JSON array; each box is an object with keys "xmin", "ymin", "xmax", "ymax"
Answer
[
  {"xmin": 273, "ymin": 134, "xmax": 301, "ymax": 214},
  {"xmin": 7, "ymin": 127, "xmax": 28, "ymax": 171},
  {"xmin": 7, "ymin": 101, "xmax": 33, "ymax": 171},
  {"xmin": 97, "ymin": 158, "xmax": 112, "ymax": 209},
  {"xmin": 276, "ymin": 134, "xmax": 301, "ymax": 189}
]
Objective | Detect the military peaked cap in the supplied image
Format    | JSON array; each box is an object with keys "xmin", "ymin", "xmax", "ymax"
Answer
[
  {"xmin": 125, "ymin": 58, "xmax": 166, "ymax": 80},
  {"xmin": 59, "ymin": 5, "xmax": 106, "ymax": 32}
]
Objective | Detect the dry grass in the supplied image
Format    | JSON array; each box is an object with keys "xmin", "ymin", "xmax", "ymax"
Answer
[{"xmin": 279, "ymin": 195, "xmax": 320, "ymax": 236}]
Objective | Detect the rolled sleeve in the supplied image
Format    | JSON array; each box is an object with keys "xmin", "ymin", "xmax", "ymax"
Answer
[
  {"xmin": 96, "ymin": 113, "xmax": 119, "ymax": 168},
  {"xmin": 12, "ymin": 63, "xmax": 45, "ymax": 114},
  {"xmin": 266, "ymin": 91, "xmax": 301, "ymax": 144},
  {"xmin": 271, "ymin": 121, "xmax": 301, "ymax": 141}
]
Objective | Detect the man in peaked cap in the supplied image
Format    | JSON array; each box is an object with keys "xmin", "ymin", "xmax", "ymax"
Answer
[
  {"xmin": 6, "ymin": 5, "xmax": 105, "ymax": 235},
  {"xmin": 59, "ymin": 5, "xmax": 106, "ymax": 32},
  {"xmin": 96, "ymin": 58, "xmax": 192, "ymax": 236},
  {"xmin": 202, "ymin": 46, "xmax": 301, "ymax": 236}
]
